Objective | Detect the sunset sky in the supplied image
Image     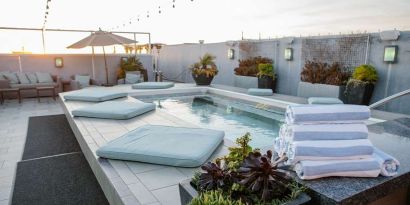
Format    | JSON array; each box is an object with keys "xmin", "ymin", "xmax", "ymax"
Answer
[{"xmin": 0, "ymin": 0, "xmax": 409, "ymax": 53}]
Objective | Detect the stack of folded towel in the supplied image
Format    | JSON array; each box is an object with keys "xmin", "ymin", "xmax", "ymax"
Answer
[{"xmin": 274, "ymin": 104, "xmax": 400, "ymax": 180}]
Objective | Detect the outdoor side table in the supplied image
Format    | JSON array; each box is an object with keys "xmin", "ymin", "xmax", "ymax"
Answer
[
  {"xmin": 0, "ymin": 88, "xmax": 21, "ymax": 104},
  {"xmin": 36, "ymin": 86, "xmax": 56, "ymax": 102}
]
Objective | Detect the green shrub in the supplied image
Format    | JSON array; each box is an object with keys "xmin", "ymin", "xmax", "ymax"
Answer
[
  {"xmin": 257, "ymin": 63, "xmax": 275, "ymax": 80},
  {"xmin": 189, "ymin": 190, "xmax": 244, "ymax": 205},
  {"xmin": 234, "ymin": 56, "xmax": 273, "ymax": 76},
  {"xmin": 352, "ymin": 64, "xmax": 378, "ymax": 83},
  {"xmin": 218, "ymin": 132, "xmax": 253, "ymax": 170}
]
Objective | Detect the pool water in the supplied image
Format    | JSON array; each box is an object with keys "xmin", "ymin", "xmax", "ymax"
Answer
[{"xmin": 138, "ymin": 94, "xmax": 284, "ymax": 148}]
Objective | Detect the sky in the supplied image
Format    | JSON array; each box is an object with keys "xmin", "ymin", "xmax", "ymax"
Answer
[{"xmin": 0, "ymin": 0, "xmax": 409, "ymax": 53}]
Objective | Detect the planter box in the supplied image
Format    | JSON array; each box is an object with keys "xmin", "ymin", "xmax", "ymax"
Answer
[
  {"xmin": 192, "ymin": 74, "xmax": 214, "ymax": 86},
  {"xmin": 297, "ymin": 81, "xmax": 345, "ymax": 99},
  {"xmin": 234, "ymin": 75, "xmax": 258, "ymax": 89},
  {"xmin": 344, "ymin": 82, "xmax": 375, "ymax": 105},
  {"xmin": 179, "ymin": 179, "xmax": 311, "ymax": 205},
  {"xmin": 258, "ymin": 76, "xmax": 277, "ymax": 92}
]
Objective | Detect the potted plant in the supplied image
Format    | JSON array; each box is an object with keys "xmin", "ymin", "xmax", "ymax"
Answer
[
  {"xmin": 179, "ymin": 133, "xmax": 311, "ymax": 205},
  {"xmin": 234, "ymin": 56, "xmax": 272, "ymax": 89},
  {"xmin": 117, "ymin": 56, "xmax": 148, "ymax": 81},
  {"xmin": 257, "ymin": 63, "xmax": 276, "ymax": 92},
  {"xmin": 344, "ymin": 64, "xmax": 378, "ymax": 105},
  {"xmin": 298, "ymin": 61, "xmax": 350, "ymax": 99},
  {"xmin": 190, "ymin": 53, "xmax": 218, "ymax": 86}
]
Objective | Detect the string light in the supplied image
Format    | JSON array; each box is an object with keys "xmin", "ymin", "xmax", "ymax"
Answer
[
  {"xmin": 42, "ymin": 0, "xmax": 51, "ymax": 29},
  {"xmin": 172, "ymin": 0, "xmax": 176, "ymax": 8}
]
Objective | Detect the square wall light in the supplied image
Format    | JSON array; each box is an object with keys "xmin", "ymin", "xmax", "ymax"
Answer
[
  {"xmin": 228, "ymin": 48, "xmax": 235, "ymax": 59},
  {"xmin": 54, "ymin": 57, "xmax": 63, "ymax": 68},
  {"xmin": 284, "ymin": 48, "xmax": 293, "ymax": 61},
  {"xmin": 384, "ymin": 46, "xmax": 398, "ymax": 63}
]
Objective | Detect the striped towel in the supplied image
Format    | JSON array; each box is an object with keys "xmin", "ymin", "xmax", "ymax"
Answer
[
  {"xmin": 294, "ymin": 158, "xmax": 381, "ymax": 180},
  {"xmin": 373, "ymin": 148, "xmax": 400, "ymax": 177},
  {"xmin": 281, "ymin": 123, "xmax": 368, "ymax": 141},
  {"xmin": 285, "ymin": 104, "xmax": 370, "ymax": 124},
  {"xmin": 286, "ymin": 139, "xmax": 374, "ymax": 164}
]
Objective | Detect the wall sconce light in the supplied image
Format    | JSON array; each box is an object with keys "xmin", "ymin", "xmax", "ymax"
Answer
[
  {"xmin": 384, "ymin": 46, "xmax": 398, "ymax": 63},
  {"xmin": 228, "ymin": 49, "xmax": 235, "ymax": 59},
  {"xmin": 54, "ymin": 57, "xmax": 63, "ymax": 68},
  {"xmin": 284, "ymin": 48, "xmax": 293, "ymax": 61}
]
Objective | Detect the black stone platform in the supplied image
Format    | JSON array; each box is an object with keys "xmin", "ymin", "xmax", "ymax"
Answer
[
  {"xmin": 295, "ymin": 118, "xmax": 410, "ymax": 205},
  {"xmin": 11, "ymin": 115, "xmax": 108, "ymax": 205}
]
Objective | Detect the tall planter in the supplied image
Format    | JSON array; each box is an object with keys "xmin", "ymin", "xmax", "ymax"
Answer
[
  {"xmin": 344, "ymin": 82, "xmax": 375, "ymax": 105},
  {"xmin": 297, "ymin": 81, "xmax": 345, "ymax": 99},
  {"xmin": 258, "ymin": 76, "xmax": 276, "ymax": 92},
  {"xmin": 192, "ymin": 74, "xmax": 214, "ymax": 86},
  {"xmin": 179, "ymin": 179, "xmax": 311, "ymax": 205},
  {"xmin": 234, "ymin": 75, "xmax": 258, "ymax": 89}
]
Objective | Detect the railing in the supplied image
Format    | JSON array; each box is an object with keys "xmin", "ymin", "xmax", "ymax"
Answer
[{"xmin": 369, "ymin": 88, "xmax": 410, "ymax": 109}]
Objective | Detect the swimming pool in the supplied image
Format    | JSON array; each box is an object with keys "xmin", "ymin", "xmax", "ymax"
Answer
[{"xmin": 138, "ymin": 93, "xmax": 284, "ymax": 148}]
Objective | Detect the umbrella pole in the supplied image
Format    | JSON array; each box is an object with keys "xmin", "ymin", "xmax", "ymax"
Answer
[
  {"xmin": 102, "ymin": 46, "xmax": 108, "ymax": 85},
  {"xmin": 91, "ymin": 46, "xmax": 95, "ymax": 79}
]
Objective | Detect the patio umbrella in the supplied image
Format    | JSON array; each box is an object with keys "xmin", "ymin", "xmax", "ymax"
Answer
[{"xmin": 67, "ymin": 30, "xmax": 137, "ymax": 85}]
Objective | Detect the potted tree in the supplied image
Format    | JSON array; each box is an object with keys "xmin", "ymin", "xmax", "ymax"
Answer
[
  {"xmin": 234, "ymin": 56, "xmax": 272, "ymax": 89},
  {"xmin": 344, "ymin": 64, "xmax": 378, "ymax": 105},
  {"xmin": 179, "ymin": 133, "xmax": 311, "ymax": 205},
  {"xmin": 298, "ymin": 61, "xmax": 350, "ymax": 99},
  {"xmin": 257, "ymin": 63, "xmax": 276, "ymax": 92},
  {"xmin": 117, "ymin": 56, "xmax": 148, "ymax": 81},
  {"xmin": 190, "ymin": 53, "xmax": 218, "ymax": 86}
]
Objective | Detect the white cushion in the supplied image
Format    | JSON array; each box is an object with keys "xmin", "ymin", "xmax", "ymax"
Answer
[
  {"xmin": 17, "ymin": 73, "xmax": 30, "ymax": 84},
  {"xmin": 125, "ymin": 73, "xmax": 140, "ymax": 84},
  {"xmin": 75, "ymin": 75, "xmax": 91, "ymax": 88},
  {"xmin": 64, "ymin": 89, "xmax": 127, "ymax": 102},
  {"xmin": 26, "ymin": 73, "xmax": 38, "ymax": 83},
  {"xmin": 3, "ymin": 72, "xmax": 19, "ymax": 84},
  {"xmin": 36, "ymin": 72, "xmax": 53, "ymax": 83}
]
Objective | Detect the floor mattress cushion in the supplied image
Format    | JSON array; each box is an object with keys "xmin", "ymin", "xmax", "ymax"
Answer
[
  {"xmin": 72, "ymin": 101, "xmax": 155, "ymax": 120},
  {"xmin": 132, "ymin": 82, "xmax": 175, "ymax": 89},
  {"xmin": 247, "ymin": 88, "xmax": 273, "ymax": 96},
  {"xmin": 63, "ymin": 89, "xmax": 127, "ymax": 102},
  {"xmin": 96, "ymin": 125, "xmax": 224, "ymax": 167},
  {"xmin": 308, "ymin": 97, "xmax": 344, "ymax": 105}
]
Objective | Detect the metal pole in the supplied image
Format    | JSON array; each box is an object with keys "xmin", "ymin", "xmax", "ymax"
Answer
[
  {"xmin": 148, "ymin": 33, "xmax": 151, "ymax": 54},
  {"xmin": 133, "ymin": 33, "xmax": 137, "ymax": 56},
  {"xmin": 102, "ymin": 46, "xmax": 108, "ymax": 85},
  {"xmin": 41, "ymin": 29, "xmax": 46, "ymax": 54},
  {"xmin": 91, "ymin": 46, "xmax": 95, "ymax": 79},
  {"xmin": 18, "ymin": 55, "xmax": 22, "ymax": 72}
]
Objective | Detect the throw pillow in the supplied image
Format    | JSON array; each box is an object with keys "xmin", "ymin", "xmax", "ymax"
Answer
[
  {"xmin": 26, "ymin": 73, "xmax": 38, "ymax": 83},
  {"xmin": 3, "ymin": 72, "xmax": 19, "ymax": 84},
  {"xmin": 36, "ymin": 72, "xmax": 53, "ymax": 83},
  {"xmin": 125, "ymin": 73, "xmax": 140, "ymax": 84},
  {"xmin": 75, "ymin": 75, "xmax": 91, "ymax": 88},
  {"xmin": 17, "ymin": 73, "xmax": 30, "ymax": 84}
]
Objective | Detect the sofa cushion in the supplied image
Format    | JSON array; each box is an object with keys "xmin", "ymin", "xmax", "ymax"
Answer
[
  {"xmin": 72, "ymin": 101, "xmax": 156, "ymax": 120},
  {"xmin": 308, "ymin": 97, "xmax": 344, "ymax": 105},
  {"xmin": 125, "ymin": 73, "xmax": 140, "ymax": 84},
  {"xmin": 247, "ymin": 88, "xmax": 273, "ymax": 96},
  {"xmin": 132, "ymin": 82, "xmax": 174, "ymax": 89},
  {"xmin": 75, "ymin": 75, "xmax": 91, "ymax": 88},
  {"xmin": 17, "ymin": 73, "xmax": 30, "ymax": 84},
  {"xmin": 36, "ymin": 72, "xmax": 53, "ymax": 83},
  {"xmin": 96, "ymin": 125, "xmax": 224, "ymax": 167},
  {"xmin": 63, "ymin": 89, "xmax": 127, "ymax": 102},
  {"xmin": 26, "ymin": 73, "xmax": 38, "ymax": 83},
  {"xmin": 10, "ymin": 83, "xmax": 57, "ymax": 89},
  {"xmin": 3, "ymin": 72, "xmax": 19, "ymax": 84}
]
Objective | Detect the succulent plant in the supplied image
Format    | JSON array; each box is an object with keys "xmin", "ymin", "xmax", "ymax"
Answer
[
  {"xmin": 237, "ymin": 150, "xmax": 290, "ymax": 202},
  {"xmin": 219, "ymin": 132, "xmax": 253, "ymax": 170},
  {"xmin": 189, "ymin": 190, "xmax": 244, "ymax": 205},
  {"xmin": 198, "ymin": 162, "xmax": 231, "ymax": 191}
]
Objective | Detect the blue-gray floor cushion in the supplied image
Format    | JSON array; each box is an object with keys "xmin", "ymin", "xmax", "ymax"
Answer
[
  {"xmin": 132, "ymin": 82, "xmax": 175, "ymax": 89},
  {"xmin": 247, "ymin": 88, "xmax": 273, "ymax": 96},
  {"xmin": 72, "ymin": 101, "xmax": 156, "ymax": 120},
  {"xmin": 96, "ymin": 125, "xmax": 224, "ymax": 167},
  {"xmin": 64, "ymin": 89, "xmax": 127, "ymax": 102},
  {"xmin": 308, "ymin": 97, "xmax": 343, "ymax": 105}
]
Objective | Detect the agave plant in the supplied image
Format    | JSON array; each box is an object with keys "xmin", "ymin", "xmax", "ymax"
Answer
[
  {"xmin": 237, "ymin": 150, "xmax": 290, "ymax": 202},
  {"xmin": 198, "ymin": 162, "xmax": 230, "ymax": 191},
  {"xmin": 190, "ymin": 53, "xmax": 218, "ymax": 77}
]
